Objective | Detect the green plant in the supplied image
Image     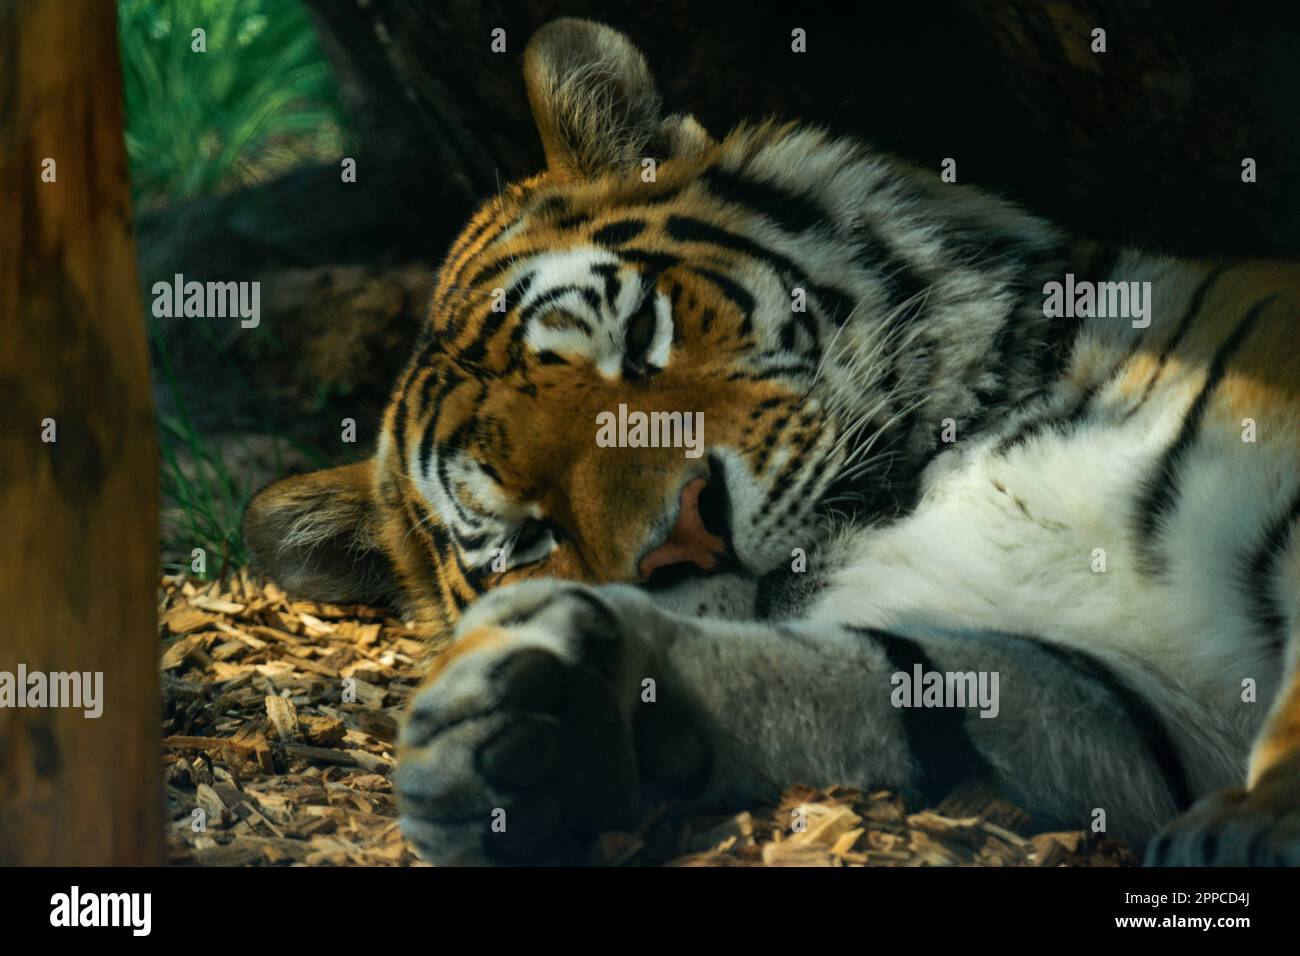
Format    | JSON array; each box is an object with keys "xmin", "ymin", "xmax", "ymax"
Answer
[
  {"xmin": 153, "ymin": 330, "xmax": 253, "ymax": 578},
  {"xmin": 153, "ymin": 327, "xmax": 337, "ymax": 579},
  {"xmin": 118, "ymin": 0, "xmax": 344, "ymax": 209},
  {"xmin": 122, "ymin": 0, "xmax": 346, "ymax": 574}
]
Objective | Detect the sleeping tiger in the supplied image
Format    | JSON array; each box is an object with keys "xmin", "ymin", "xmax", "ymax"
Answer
[{"xmin": 244, "ymin": 18, "xmax": 1300, "ymax": 865}]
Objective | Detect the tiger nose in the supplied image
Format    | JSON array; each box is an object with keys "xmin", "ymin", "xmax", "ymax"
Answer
[{"xmin": 638, "ymin": 477, "xmax": 727, "ymax": 580}]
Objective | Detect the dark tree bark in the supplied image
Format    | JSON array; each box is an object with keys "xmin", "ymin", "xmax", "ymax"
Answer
[
  {"xmin": 0, "ymin": 0, "xmax": 161, "ymax": 865},
  {"xmin": 145, "ymin": 0, "xmax": 1300, "ymax": 289},
  {"xmin": 302, "ymin": 0, "xmax": 1300, "ymax": 259},
  {"xmin": 963, "ymin": 0, "xmax": 1300, "ymax": 259}
]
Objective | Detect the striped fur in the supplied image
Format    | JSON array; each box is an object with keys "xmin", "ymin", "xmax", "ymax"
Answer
[{"xmin": 245, "ymin": 19, "xmax": 1300, "ymax": 865}]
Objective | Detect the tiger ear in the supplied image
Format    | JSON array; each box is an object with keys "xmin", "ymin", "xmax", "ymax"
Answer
[
  {"xmin": 525, "ymin": 18, "xmax": 708, "ymax": 179},
  {"xmin": 657, "ymin": 112, "xmax": 713, "ymax": 161},
  {"xmin": 243, "ymin": 460, "xmax": 395, "ymax": 605}
]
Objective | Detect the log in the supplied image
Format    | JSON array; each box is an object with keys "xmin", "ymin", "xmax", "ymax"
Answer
[{"xmin": 0, "ymin": 0, "xmax": 161, "ymax": 864}]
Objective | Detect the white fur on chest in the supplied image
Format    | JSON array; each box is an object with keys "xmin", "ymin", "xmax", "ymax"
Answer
[{"xmin": 809, "ymin": 257, "xmax": 1286, "ymax": 768}]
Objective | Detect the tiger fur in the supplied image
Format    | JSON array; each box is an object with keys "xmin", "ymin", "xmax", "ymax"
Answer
[{"xmin": 244, "ymin": 18, "xmax": 1300, "ymax": 866}]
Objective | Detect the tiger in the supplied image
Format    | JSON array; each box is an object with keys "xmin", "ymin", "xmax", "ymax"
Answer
[{"xmin": 243, "ymin": 18, "xmax": 1300, "ymax": 866}]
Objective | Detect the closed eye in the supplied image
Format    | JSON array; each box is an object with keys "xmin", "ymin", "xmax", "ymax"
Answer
[
  {"xmin": 623, "ymin": 298, "xmax": 657, "ymax": 375},
  {"xmin": 502, "ymin": 517, "xmax": 555, "ymax": 570},
  {"xmin": 622, "ymin": 292, "xmax": 672, "ymax": 378}
]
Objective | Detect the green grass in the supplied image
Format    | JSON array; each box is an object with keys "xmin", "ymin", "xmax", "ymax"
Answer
[
  {"xmin": 152, "ymin": 329, "xmax": 252, "ymax": 578},
  {"xmin": 153, "ymin": 329, "xmax": 332, "ymax": 580},
  {"xmin": 118, "ymin": 0, "xmax": 345, "ymax": 210},
  {"xmin": 121, "ymin": 0, "xmax": 347, "ymax": 575}
]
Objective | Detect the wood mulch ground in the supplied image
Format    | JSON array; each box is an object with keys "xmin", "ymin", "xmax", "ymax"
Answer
[{"xmin": 159, "ymin": 573, "xmax": 1138, "ymax": 867}]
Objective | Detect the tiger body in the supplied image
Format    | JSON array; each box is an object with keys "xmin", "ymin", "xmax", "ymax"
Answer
[
  {"xmin": 804, "ymin": 255, "xmax": 1300, "ymax": 812},
  {"xmin": 245, "ymin": 20, "xmax": 1300, "ymax": 864}
]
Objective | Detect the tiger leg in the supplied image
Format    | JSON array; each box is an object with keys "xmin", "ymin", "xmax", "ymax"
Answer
[
  {"xmin": 1147, "ymin": 620, "xmax": 1300, "ymax": 866},
  {"xmin": 396, "ymin": 578, "xmax": 1190, "ymax": 864}
]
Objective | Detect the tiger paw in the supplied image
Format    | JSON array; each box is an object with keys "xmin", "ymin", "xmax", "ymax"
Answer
[
  {"xmin": 395, "ymin": 580, "xmax": 708, "ymax": 865},
  {"xmin": 1145, "ymin": 760, "xmax": 1300, "ymax": 866}
]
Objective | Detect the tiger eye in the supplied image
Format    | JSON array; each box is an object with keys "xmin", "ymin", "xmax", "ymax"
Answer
[
  {"xmin": 625, "ymin": 299, "xmax": 657, "ymax": 367},
  {"xmin": 513, "ymin": 517, "xmax": 549, "ymax": 553}
]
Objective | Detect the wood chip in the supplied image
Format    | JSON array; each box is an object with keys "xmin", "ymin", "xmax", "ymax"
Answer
[
  {"xmin": 301, "ymin": 715, "xmax": 347, "ymax": 747},
  {"xmin": 161, "ymin": 633, "xmax": 210, "ymax": 670},
  {"xmin": 163, "ymin": 605, "xmax": 219, "ymax": 635},
  {"xmin": 195, "ymin": 783, "xmax": 230, "ymax": 825},
  {"xmin": 265, "ymin": 695, "xmax": 302, "ymax": 742},
  {"xmin": 248, "ymin": 624, "xmax": 305, "ymax": 645},
  {"xmin": 163, "ymin": 734, "xmax": 256, "ymax": 754},
  {"xmin": 798, "ymin": 804, "xmax": 862, "ymax": 846},
  {"xmin": 688, "ymin": 812, "xmax": 756, "ymax": 853},
  {"xmin": 345, "ymin": 676, "xmax": 386, "ymax": 706},
  {"xmin": 298, "ymin": 612, "xmax": 336, "ymax": 636},
  {"xmin": 211, "ymin": 639, "xmax": 248, "ymax": 662},
  {"xmin": 215, "ymin": 620, "xmax": 268, "ymax": 649},
  {"xmin": 762, "ymin": 841, "xmax": 836, "ymax": 867},
  {"xmin": 189, "ymin": 594, "xmax": 247, "ymax": 615},
  {"xmin": 830, "ymin": 828, "xmax": 865, "ymax": 857}
]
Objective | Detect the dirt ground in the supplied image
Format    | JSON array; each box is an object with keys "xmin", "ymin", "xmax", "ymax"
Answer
[{"xmin": 159, "ymin": 573, "xmax": 1138, "ymax": 867}]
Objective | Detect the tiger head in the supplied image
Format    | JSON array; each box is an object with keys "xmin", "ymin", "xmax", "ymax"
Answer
[{"xmin": 244, "ymin": 18, "xmax": 1064, "ymax": 634}]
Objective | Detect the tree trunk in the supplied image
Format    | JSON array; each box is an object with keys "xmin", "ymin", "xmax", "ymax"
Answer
[{"xmin": 0, "ymin": 0, "xmax": 161, "ymax": 865}]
